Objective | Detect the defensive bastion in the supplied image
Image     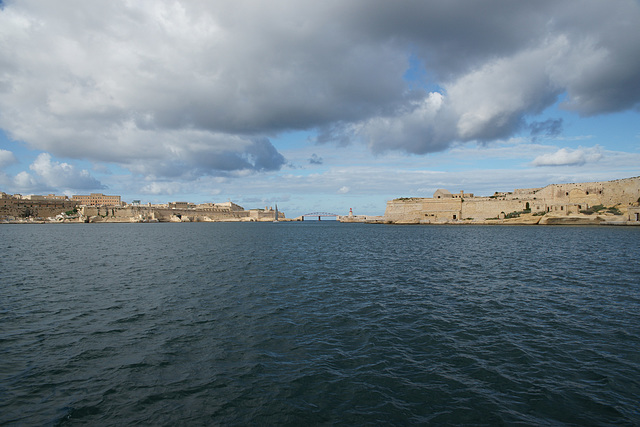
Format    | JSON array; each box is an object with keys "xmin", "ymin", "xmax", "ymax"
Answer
[
  {"xmin": 0, "ymin": 197, "xmax": 285, "ymax": 223},
  {"xmin": 383, "ymin": 176, "xmax": 640, "ymax": 225}
]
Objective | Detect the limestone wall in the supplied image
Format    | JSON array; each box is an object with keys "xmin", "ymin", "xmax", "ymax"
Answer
[
  {"xmin": 0, "ymin": 199, "xmax": 76, "ymax": 219},
  {"xmin": 78, "ymin": 206, "xmax": 253, "ymax": 222},
  {"xmin": 532, "ymin": 177, "xmax": 640, "ymax": 206},
  {"xmin": 420, "ymin": 199, "xmax": 462, "ymax": 221},
  {"xmin": 384, "ymin": 176, "xmax": 640, "ymax": 223},
  {"xmin": 134, "ymin": 207, "xmax": 248, "ymax": 222},
  {"xmin": 460, "ymin": 199, "xmax": 530, "ymax": 220},
  {"xmin": 384, "ymin": 199, "xmax": 429, "ymax": 221}
]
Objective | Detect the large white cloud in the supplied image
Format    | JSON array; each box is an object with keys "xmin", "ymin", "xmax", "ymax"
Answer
[
  {"xmin": 0, "ymin": 0, "xmax": 638, "ymax": 171},
  {"xmin": 30, "ymin": 153, "xmax": 104, "ymax": 190},
  {"xmin": 0, "ymin": 151, "xmax": 105, "ymax": 194}
]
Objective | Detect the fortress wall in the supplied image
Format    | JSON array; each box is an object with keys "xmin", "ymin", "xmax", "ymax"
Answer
[
  {"xmin": 461, "ymin": 199, "xmax": 531, "ymax": 219},
  {"xmin": 420, "ymin": 199, "xmax": 462, "ymax": 221},
  {"xmin": 80, "ymin": 206, "xmax": 251, "ymax": 222},
  {"xmin": 385, "ymin": 199, "xmax": 466, "ymax": 222},
  {"xmin": 0, "ymin": 205, "xmax": 72, "ymax": 219},
  {"xmin": 387, "ymin": 198, "xmax": 537, "ymax": 222},
  {"xmin": 151, "ymin": 208, "xmax": 249, "ymax": 221},
  {"xmin": 0, "ymin": 201, "xmax": 76, "ymax": 219},
  {"xmin": 531, "ymin": 177, "xmax": 640, "ymax": 206},
  {"xmin": 384, "ymin": 199, "xmax": 427, "ymax": 221},
  {"xmin": 82, "ymin": 207, "xmax": 99, "ymax": 217},
  {"xmin": 384, "ymin": 177, "xmax": 640, "ymax": 223},
  {"xmin": 599, "ymin": 177, "xmax": 640, "ymax": 205},
  {"xmin": 249, "ymin": 210, "xmax": 279, "ymax": 221},
  {"xmin": 504, "ymin": 187, "xmax": 542, "ymax": 199}
]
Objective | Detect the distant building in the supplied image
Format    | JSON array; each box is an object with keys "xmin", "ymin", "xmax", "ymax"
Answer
[
  {"xmin": 168, "ymin": 201, "xmax": 196, "ymax": 209},
  {"xmin": 21, "ymin": 194, "xmax": 70, "ymax": 201},
  {"xmin": 72, "ymin": 193, "xmax": 122, "ymax": 206},
  {"xmin": 213, "ymin": 201, "xmax": 244, "ymax": 211},
  {"xmin": 433, "ymin": 189, "xmax": 474, "ymax": 199}
]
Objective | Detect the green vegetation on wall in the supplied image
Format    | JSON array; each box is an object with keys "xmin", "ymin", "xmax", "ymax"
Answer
[{"xmin": 580, "ymin": 205, "xmax": 621, "ymax": 215}]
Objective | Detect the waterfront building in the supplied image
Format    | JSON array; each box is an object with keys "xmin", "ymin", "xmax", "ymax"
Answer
[
  {"xmin": 168, "ymin": 201, "xmax": 196, "ymax": 209},
  {"xmin": 72, "ymin": 193, "xmax": 122, "ymax": 206}
]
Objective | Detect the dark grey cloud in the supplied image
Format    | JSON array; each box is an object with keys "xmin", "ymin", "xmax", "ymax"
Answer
[
  {"xmin": 244, "ymin": 138, "xmax": 287, "ymax": 171},
  {"xmin": 124, "ymin": 137, "xmax": 286, "ymax": 179},
  {"xmin": 309, "ymin": 154, "xmax": 323, "ymax": 165},
  {"xmin": 529, "ymin": 119, "xmax": 564, "ymax": 141},
  {"xmin": 0, "ymin": 0, "xmax": 638, "ymax": 172}
]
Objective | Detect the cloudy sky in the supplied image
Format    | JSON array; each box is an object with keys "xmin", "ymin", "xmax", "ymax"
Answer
[{"xmin": 1, "ymin": 0, "xmax": 639, "ymax": 217}]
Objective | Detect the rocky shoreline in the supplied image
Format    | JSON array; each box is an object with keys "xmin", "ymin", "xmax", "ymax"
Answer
[{"xmin": 378, "ymin": 212, "xmax": 639, "ymax": 226}]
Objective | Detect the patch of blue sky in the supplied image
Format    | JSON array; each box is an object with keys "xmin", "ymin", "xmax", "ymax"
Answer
[
  {"xmin": 403, "ymin": 53, "xmax": 444, "ymax": 94},
  {"xmin": 564, "ymin": 110, "xmax": 639, "ymax": 151},
  {"xmin": 525, "ymin": 95, "xmax": 639, "ymax": 151},
  {"xmin": 0, "ymin": 130, "xmax": 36, "ymax": 173},
  {"xmin": 271, "ymin": 130, "xmax": 314, "ymax": 150}
]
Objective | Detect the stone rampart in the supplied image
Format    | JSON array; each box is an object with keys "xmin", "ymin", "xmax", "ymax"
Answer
[
  {"xmin": 384, "ymin": 176, "xmax": 640, "ymax": 224},
  {"xmin": 461, "ymin": 199, "xmax": 530, "ymax": 220},
  {"xmin": 78, "ymin": 206, "xmax": 269, "ymax": 222},
  {"xmin": 0, "ymin": 199, "xmax": 76, "ymax": 219}
]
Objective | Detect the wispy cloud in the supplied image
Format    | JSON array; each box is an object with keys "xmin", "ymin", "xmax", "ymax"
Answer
[{"xmin": 531, "ymin": 146, "xmax": 603, "ymax": 167}]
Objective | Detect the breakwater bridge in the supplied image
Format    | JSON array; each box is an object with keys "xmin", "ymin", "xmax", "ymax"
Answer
[{"xmin": 295, "ymin": 212, "xmax": 339, "ymax": 221}]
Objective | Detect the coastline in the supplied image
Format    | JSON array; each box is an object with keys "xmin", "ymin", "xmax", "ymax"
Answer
[
  {"xmin": 3, "ymin": 213, "xmax": 640, "ymax": 226},
  {"xmin": 338, "ymin": 211, "xmax": 640, "ymax": 226}
]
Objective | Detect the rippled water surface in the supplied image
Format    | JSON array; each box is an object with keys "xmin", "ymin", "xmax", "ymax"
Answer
[{"xmin": 1, "ymin": 222, "xmax": 639, "ymax": 425}]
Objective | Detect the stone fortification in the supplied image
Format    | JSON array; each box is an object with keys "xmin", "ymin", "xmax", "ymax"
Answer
[
  {"xmin": 1, "ymin": 192, "xmax": 285, "ymax": 223},
  {"xmin": 0, "ymin": 192, "xmax": 76, "ymax": 220},
  {"xmin": 79, "ymin": 204, "xmax": 283, "ymax": 223},
  {"xmin": 384, "ymin": 176, "xmax": 640, "ymax": 224}
]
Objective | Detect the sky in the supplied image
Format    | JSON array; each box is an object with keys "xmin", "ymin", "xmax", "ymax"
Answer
[{"xmin": 0, "ymin": 0, "xmax": 639, "ymax": 218}]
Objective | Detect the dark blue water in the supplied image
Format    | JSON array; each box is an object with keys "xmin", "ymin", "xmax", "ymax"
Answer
[{"xmin": 1, "ymin": 222, "xmax": 639, "ymax": 425}]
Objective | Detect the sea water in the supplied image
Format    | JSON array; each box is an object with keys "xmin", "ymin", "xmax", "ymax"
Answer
[{"xmin": 1, "ymin": 222, "xmax": 639, "ymax": 425}]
